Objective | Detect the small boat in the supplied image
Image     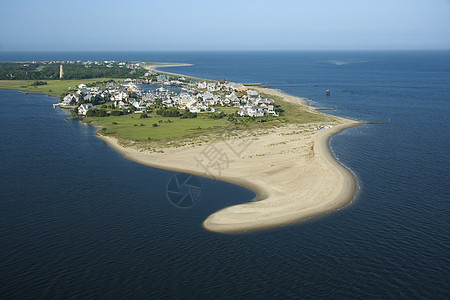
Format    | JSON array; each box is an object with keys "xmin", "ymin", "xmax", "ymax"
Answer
[{"xmin": 326, "ymin": 90, "xmax": 330, "ymax": 96}]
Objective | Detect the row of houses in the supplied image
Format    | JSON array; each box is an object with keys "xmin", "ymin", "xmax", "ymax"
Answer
[
  {"xmin": 63, "ymin": 76, "xmax": 279, "ymax": 117},
  {"xmin": 195, "ymin": 80, "xmax": 248, "ymax": 93}
]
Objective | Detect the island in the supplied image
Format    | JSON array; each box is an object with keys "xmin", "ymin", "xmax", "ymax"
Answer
[{"xmin": 0, "ymin": 60, "xmax": 361, "ymax": 233}]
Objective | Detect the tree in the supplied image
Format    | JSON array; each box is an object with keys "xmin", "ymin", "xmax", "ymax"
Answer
[
  {"xmin": 180, "ymin": 111, "xmax": 197, "ymax": 119},
  {"xmin": 31, "ymin": 81, "xmax": 47, "ymax": 86},
  {"xmin": 110, "ymin": 110, "xmax": 123, "ymax": 116},
  {"xmin": 157, "ymin": 107, "xmax": 181, "ymax": 117},
  {"xmin": 86, "ymin": 109, "xmax": 96, "ymax": 117},
  {"xmin": 96, "ymin": 110, "xmax": 107, "ymax": 117}
]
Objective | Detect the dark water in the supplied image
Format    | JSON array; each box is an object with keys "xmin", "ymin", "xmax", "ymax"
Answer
[{"xmin": 0, "ymin": 51, "xmax": 449, "ymax": 298}]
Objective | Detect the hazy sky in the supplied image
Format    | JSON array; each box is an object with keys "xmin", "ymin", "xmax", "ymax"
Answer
[{"xmin": 1, "ymin": 0, "xmax": 449, "ymax": 51}]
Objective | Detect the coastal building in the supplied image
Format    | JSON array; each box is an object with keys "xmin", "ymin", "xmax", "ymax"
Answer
[
  {"xmin": 132, "ymin": 100, "xmax": 147, "ymax": 112},
  {"xmin": 202, "ymin": 91, "xmax": 215, "ymax": 105},
  {"xmin": 247, "ymin": 90, "xmax": 260, "ymax": 103},
  {"xmin": 188, "ymin": 104, "xmax": 201, "ymax": 113},
  {"xmin": 217, "ymin": 79, "xmax": 229, "ymax": 86},
  {"xmin": 206, "ymin": 82, "xmax": 218, "ymax": 91},
  {"xmin": 257, "ymin": 98, "xmax": 275, "ymax": 106},
  {"xmin": 227, "ymin": 82, "xmax": 245, "ymax": 91},
  {"xmin": 157, "ymin": 74, "xmax": 170, "ymax": 82},
  {"xmin": 78, "ymin": 103, "xmax": 95, "ymax": 115},
  {"xmin": 83, "ymin": 94, "xmax": 93, "ymax": 102},
  {"xmin": 225, "ymin": 93, "xmax": 239, "ymax": 106},
  {"xmin": 238, "ymin": 105, "xmax": 264, "ymax": 117},
  {"xmin": 61, "ymin": 94, "xmax": 79, "ymax": 106},
  {"xmin": 197, "ymin": 81, "xmax": 207, "ymax": 89}
]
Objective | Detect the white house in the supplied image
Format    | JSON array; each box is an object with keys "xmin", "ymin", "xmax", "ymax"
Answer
[
  {"xmin": 227, "ymin": 82, "xmax": 245, "ymax": 91},
  {"xmin": 83, "ymin": 94, "xmax": 93, "ymax": 102},
  {"xmin": 247, "ymin": 90, "xmax": 259, "ymax": 102},
  {"xmin": 132, "ymin": 100, "xmax": 147, "ymax": 112},
  {"xmin": 250, "ymin": 106, "xmax": 264, "ymax": 117},
  {"xmin": 179, "ymin": 93, "xmax": 194, "ymax": 106},
  {"xmin": 61, "ymin": 94, "xmax": 79, "ymax": 106},
  {"xmin": 257, "ymin": 98, "xmax": 275, "ymax": 106},
  {"xmin": 197, "ymin": 81, "xmax": 207, "ymax": 89},
  {"xmin": 225, "ymin": 93, "xmax": 239, "ymax": 106},
  {"xmin": 202, "ymin": 91, "xmax": 216, "ymax": 105},
  {"xmin": 157, "ymin": 74, "xmax": 170, "ymax": 81},
  {"xmin": 221, "ymin": 98, "xmax": 231, "ymax": 106},
  {"xmin": 187, "ymin": 101, "xmax": 202, "ymax": 113},
  {"xmin": 213, "ymin": 94, "xmax": 221, "ymax": 104},
  {"xmin": 238, "ymin": 105, "xmax": 264, "ymax": 117},
  {"xmin": 206, "ymin": 82, "xmax": 218, "ymax": 91},
  {"xmin": 116, "ymin": 100, "xmax": 129, "ymax": 110},
  {"xmin": 189, "ymin": 105, "xmax": 201, "ymax": 113},
  {"xmin": 78, "ymin": 103, "xmax": 95, "ymax": 115},
  {"xmin": 111, "ymin": 91, "xmax": 128, "ymax": 101}
]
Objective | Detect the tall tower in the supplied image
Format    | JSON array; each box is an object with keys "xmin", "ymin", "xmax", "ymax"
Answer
[{"xmin": 59, "ymin": 64, "xmax": 64, "ymax": 79}]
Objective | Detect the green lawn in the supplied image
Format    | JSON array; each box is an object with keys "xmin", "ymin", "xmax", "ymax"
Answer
[
  {"xmin": 0, "ymin": 78, "xmax": 117, "ymax": 97},
  {"xmin": 90, "ymin": 113, "xmax": 229, "ymax": 143}
]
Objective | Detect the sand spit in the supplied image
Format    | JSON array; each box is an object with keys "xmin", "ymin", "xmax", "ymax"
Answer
[
  {"xmin": 98, "ymin": 117, "xmax": 361, "ymax": 233},
  {"xmin": 98, "ymin": 64, "xmax": 362, "ymax": 233}
]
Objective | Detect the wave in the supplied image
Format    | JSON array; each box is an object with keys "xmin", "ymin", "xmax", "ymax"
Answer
[{"xmin": 327, "ymin": 59, "xmax": 368, "ymax": 66}]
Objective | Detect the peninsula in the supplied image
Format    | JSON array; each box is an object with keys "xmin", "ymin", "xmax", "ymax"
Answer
[{"xmin": 0, "ymin": 61, "xmax": 362, "ymax": 233}]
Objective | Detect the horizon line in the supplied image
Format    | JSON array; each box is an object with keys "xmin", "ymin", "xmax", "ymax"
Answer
[{"xmin": 1, "ymin": 48, "xmax": 450, "ymax": 53}]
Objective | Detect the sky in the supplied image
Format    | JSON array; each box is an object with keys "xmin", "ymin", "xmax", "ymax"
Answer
[{"xmin": 1, "ymin": 0, "xmax": 449, "ymax": 51}]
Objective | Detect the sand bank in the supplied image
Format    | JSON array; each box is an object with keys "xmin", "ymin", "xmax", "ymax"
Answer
[
  {"xmin": 144, "ymin": 63, "xmax": 208, "ymax": 81},
  {"xmin": 98, "ymin": 118, "xmax": 361, "ymax": 233},
  {"xmin": 99, "ymin": 64, "xmax": 362, "ymax": 233},
  {"xmin": 250, "ymin": 86, "xmax": 309, "ymax": 106}
]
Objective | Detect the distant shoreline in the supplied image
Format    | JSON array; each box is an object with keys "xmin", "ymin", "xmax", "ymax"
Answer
[{"xmin": 98, "ymin": 63, "xmax": 363, "ymax": 233}]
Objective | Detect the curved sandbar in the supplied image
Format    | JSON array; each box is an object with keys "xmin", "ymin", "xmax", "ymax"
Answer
[
  {"xmin": 98, "ymin": 64, "xmax": 362, "ymax": 233},
  {"xmin": 98, "ymin": 115, "xmax": 361, "ymax": 234},
  {"xmin": 202, "ymin": 119, "xmax": 361, "ymax": 233}
]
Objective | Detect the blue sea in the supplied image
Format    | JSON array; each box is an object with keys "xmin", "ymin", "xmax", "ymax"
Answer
[{"xmin": 0, "ymin": 51, "xmax": 449, "ymax": 299}]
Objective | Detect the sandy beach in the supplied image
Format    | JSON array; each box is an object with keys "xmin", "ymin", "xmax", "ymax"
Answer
[
  {"xmin": 144, "ymin": 63, "xmax": 208, "ymax": 81},
  {"xmin": 98, "ymin": 67, "xmax": 362, "ymax": 232}
]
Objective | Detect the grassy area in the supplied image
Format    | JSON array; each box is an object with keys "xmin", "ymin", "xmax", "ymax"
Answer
[
  {"xmin": 260, "ymin": 92, "xmax": 336, "ymax": 124},
  {"xmin": 89, "ymin": 92, "xmax": 336, "ymax": 149},
  {"xmin": 90, "ymin": 113, "xmax": 228, "ymax": 142},
  {"xmin": 0, "ymin": 78, "xmax": 117, "ymax": 97}
]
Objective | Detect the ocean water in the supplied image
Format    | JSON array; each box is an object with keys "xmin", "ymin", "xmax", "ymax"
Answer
[{"xmin": 0, "ymin": 51, "xmax": 449, "ymax": 298}]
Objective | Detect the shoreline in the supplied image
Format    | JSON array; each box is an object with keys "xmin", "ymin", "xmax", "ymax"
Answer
[
  {"xmin": 99, "ymin": 63, "xmax": 363, "ymax": 233},
  {"xmin": 99, "ymin": 118, "xmax": 361, "ymax": 233}
]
